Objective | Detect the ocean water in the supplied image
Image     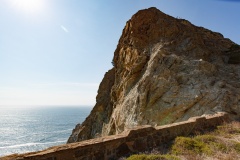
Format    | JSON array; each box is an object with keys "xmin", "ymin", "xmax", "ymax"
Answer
[{"xmin": 0, "ymin": 106, "xmax": 91, "ymax": 157}]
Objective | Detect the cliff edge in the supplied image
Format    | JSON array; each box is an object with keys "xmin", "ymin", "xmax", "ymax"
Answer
[{"xmin": 68, "ymin": 7, "xmax": 240, "ymax": 143}]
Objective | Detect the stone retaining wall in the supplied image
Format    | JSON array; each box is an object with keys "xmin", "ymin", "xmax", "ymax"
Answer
[{"xmin": 2, "ymin": 112, "xmax": 229, "ymax": 160}]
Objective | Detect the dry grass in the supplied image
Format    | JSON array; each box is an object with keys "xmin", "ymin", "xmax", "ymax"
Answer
[
  {"xmin": 125, "ymin": 121, "xmax": 240, "ymax": 160},
  {"xmin": 127, "ymin": 154, "xmax": 180, "ymax": 160}
]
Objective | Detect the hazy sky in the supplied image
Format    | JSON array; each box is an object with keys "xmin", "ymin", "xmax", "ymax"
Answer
[{"xmin": 0, "ymin": 0, "xmax": 239, "ymax": 106}]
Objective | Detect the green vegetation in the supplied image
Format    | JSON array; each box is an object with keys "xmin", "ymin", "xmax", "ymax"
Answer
[
  {"xmin": 234, "ymin": 142, "xmax": 240, "ymax": 153},
  {"xmin": 171, "ymin": 136, "xmax": 211, "ymax": 155},
  {"xmin": 124, "ymin": 121, "xmax": 240, "ymax": 160}
]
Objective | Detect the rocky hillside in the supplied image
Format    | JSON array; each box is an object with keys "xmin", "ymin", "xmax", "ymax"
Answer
[{"xmin": 68, "ymin": 7, "xmax": 240, "ymax": 143}]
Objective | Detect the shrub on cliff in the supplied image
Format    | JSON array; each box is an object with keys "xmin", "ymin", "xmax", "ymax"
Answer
[{"xmin": 171, "ymin": 137, "xmax": 211, "ymax": 155}]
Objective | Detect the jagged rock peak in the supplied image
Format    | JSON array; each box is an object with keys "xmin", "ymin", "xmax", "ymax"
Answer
[
  {"xmin": 114, "ymin": 7, "xmax": 232, "ymax": 65},
  {"xmin": 68, "ymin": 7, "xmax": 240, "ymax": 143}
]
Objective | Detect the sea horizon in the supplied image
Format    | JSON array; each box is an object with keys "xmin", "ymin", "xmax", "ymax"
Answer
[
  {"xmin": 0, "ymin": 105, "xmax": 93, "ymax": 108},
  {"xmin": 0, "ymin": 106, "xmax": 92, "ymax": 156}
]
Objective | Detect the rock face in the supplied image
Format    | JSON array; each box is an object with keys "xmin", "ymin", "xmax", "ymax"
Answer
[{"xmin": 68, "ymin": 7, "xmax": 240, "ymax": 143}]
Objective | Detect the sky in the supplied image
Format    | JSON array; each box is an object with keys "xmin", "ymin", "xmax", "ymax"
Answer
[{"xmin": 0, "ymin": 0, "xmax": 239, "ymax": 107}]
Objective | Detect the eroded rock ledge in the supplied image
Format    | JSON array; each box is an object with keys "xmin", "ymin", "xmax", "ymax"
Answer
[{"xmin": 68, "ymin": 7, "xmax": 240, "ymax": 143}]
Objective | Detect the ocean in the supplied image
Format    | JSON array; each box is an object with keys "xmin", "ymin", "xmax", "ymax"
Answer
[{"xmin": 0, "ymin": 106, "xmax": 91, "ymax": 157}]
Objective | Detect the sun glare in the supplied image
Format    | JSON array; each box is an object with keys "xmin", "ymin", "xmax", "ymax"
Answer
[{"xmin": 10, "ymin": 0, "xmax": 46, "ymax": 14}]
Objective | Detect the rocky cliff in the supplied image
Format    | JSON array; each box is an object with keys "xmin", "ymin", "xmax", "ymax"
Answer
[{"xmin": 68, "ymin": 7, "xmax": 240, "ymax": 143}]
